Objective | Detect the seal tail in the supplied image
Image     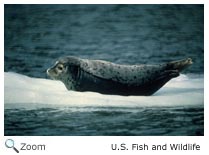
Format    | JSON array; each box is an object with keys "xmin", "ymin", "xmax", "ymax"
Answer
[{"xmin": 166, "ymin": 58, "xmax": 193, "ymax": 72}]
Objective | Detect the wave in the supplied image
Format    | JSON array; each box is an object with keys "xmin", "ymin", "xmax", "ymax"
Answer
[{"xmin": 4, "ymin": 72, "xmax": 203, "ymax": 109}]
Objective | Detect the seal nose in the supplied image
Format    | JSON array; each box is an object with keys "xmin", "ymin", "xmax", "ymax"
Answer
[{"xmin": 46, "ymin": 68, "xmax": 51, "ymax": 75}]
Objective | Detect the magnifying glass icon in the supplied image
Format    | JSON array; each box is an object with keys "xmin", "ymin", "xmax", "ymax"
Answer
[{"xmin": 5, "ymin": 139, "xmax": 19, "ymax": 153}]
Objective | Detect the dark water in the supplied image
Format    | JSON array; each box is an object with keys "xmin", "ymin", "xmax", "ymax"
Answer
[
  {"xmin": 4, "ymin": 106, "xmax": 204, "ymax": 136},
  {"xmin": 4, "ymin": 4, "xmax": 204, "ymax": 136}
]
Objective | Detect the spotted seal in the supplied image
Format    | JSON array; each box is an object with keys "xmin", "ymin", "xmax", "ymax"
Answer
[{"xmin": 47, "ymin": 56, "xmax": 192, "ymax": 96}]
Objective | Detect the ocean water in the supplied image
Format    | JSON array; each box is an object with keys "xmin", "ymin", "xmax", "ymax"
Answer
[{"xmin": 4, "ymin": 4, "xmax": 204, "ymax": 136}]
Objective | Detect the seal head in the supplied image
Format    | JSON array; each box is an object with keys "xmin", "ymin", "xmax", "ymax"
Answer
[{"xmin": 47, "ymin": 56, "xmax": 82, "ymax": 90}]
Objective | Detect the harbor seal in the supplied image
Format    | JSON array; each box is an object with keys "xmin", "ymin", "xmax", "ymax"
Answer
[{"xmin": 47, "ymin": 56, "xmax": 192, "ymax": 96}]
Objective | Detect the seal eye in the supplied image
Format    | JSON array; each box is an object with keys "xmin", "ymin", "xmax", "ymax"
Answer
[
  {"xmin": 57, "ymin": 64, "xmax": 64, "ymax": 71},
  {"xmin": 58, "ymin": 66, "xmax": 63, "ymax": 70}
]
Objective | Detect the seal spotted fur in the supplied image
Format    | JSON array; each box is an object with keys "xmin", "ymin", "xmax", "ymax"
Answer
[{"xmin": 47, "ymin": 56, "xmax": 192, "ymax": 96}]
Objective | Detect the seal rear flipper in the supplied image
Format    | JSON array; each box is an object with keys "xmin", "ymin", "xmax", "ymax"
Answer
[{"xmin": 166, "ymin": 58, "xmax": 193, "ymax": 72}]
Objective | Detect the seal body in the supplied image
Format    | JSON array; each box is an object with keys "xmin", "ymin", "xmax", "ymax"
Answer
[{"xmin": 47, "ymin": 56, "xmax": 192, "ymax": 96}]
